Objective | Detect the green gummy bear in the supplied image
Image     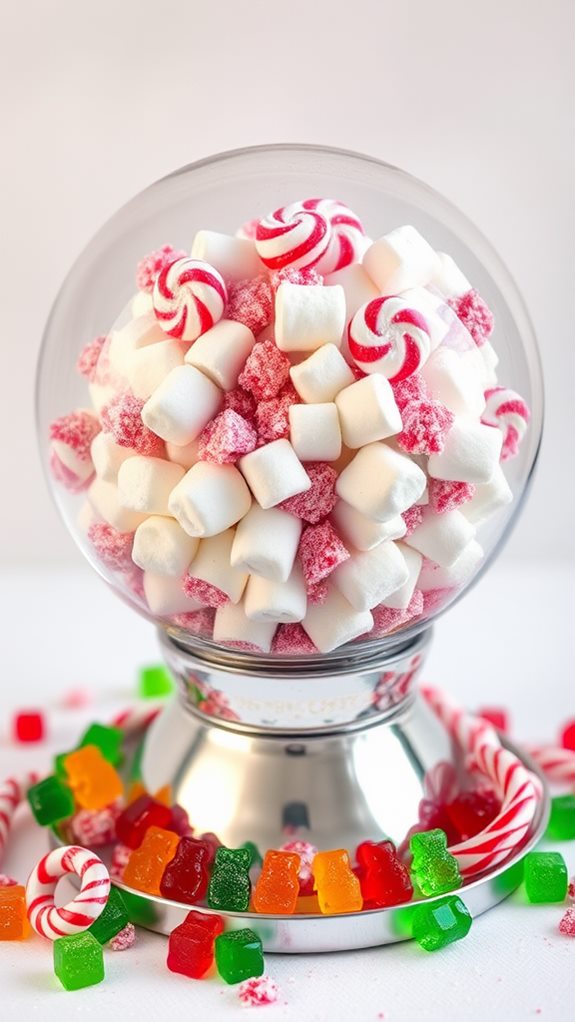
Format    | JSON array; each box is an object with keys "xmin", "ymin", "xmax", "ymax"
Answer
[
  {"xmin": 79, "ymin": 723, "xmax": 124, "ymax": 767},
  {"xmin": 27, "ymin": 775, "xmax": 75, "ymax": 827},
  {"xmin": 53, "ymin": 932, "xmax": 105, "ymax": 991},
  {"xmin": 207, "ymin": 847, "xmax": 252, "ymax": 912},
  {"xmin": 409, "ymin": 829, "xmax": 462, "ymax": 896},
  {"xmin": 546, "ymin": 795, "xmax": 575, "ymax": 841},
  {"xmin": 412, "ymin": 895, "xmax": 472, "ymax": 951},
  {"xmin": 241, "ymin": 841, "xmax": 263, "ymax": 868},
  {"xmin": 524, "ymin": 851, "xmax": 568, "ymax": 903},
  {"xmin": 89, "ymin": 888, "xmax": 129, "ymax": 944},
  {"xmin": 138, "ymin": 664, "xmax": 174, "ymax": 699},
  {"xmin": 214, "ymin": 928, "xmax": 264, "ymax": 984}
]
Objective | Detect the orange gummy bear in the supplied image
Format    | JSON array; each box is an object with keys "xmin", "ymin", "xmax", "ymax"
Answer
[
  {"xmin": 312, "ymin": 849, "xmax": 363, "ymax": 915},
  {"xmin": 0, "ymin": 886, "xmax": 29, "ymax": 940},
  {"xmin": 252, "ymin": 850, "xmax": 300, "ymax": 914},
  {"xmin": 63, "ymin": 744, "xmax": 123, "ymax": 810},
  {"xmin": 123, "ymin": 826, "xmax": 180, "ymax": 895}
]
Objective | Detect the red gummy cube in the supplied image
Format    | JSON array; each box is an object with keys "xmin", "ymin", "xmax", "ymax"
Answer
[
  {"xmin": 280, "ymin": 462, "xmax": 338, "ymax": 524},
  {"xmin": 356, "ymin": 840, "xmax": 413, "ymax": 907},
  {"xmin": 226, "ymin": 275, "xmax": 273, "ymax": 336},
  {"xmin": 298, "ymin": 521, "xmax": 350, "ymax": 590},
  {"xmin": 116, "ymin": 795, "xmax": 173, "ymax": 849},
  {"xmin": 560, "ymin": 720, "xmax": 575, "ymax": 751},
  {"xmin": 167, "ymin": 910, "xmax": 224, "ymax": 978},
  {"xmin": 238, "ymin": 339, "xmax": 290, "ymax": 401},
  {"xmin": 160, "ymin": 837, "xmax": 211, "ymax": 905},
  {"xmin": 197, "ymin": 410, "xmax": 256, "ymax": 464},
  {"xmin": 13, "ymin": 711, "xmax": 45, "ymax": 744}
]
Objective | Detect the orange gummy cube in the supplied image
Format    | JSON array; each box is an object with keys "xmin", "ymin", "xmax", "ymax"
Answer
[
  {"xmin": 252, "ymin": 850, "xmax": 300, "ymax": 915},
  {"xmin": 312, "ymin": 849, "xmax": 363, "ymax": 915},
  {"xmin": 123, "ymin": 826, "xmax": 180, "ymax": 895},
  {"xmin": 63, "ymin": 744, "xmax": 123, "ymax": 810},
  {"xmin": 0, "ymin": 886, "xmax": 29, "ymax": 940}
]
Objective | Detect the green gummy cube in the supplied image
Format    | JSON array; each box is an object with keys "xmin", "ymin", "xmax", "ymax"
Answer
[
  {"xmin": 409, "ymin": 829, "xmax": 462, "ymax": 896},
  {"xmin": 27, "ymin": 775, "xmax": 75, "ymax": 826},
  {"xmin": 138, "ymin": 664, "xmax": 174, "ymax": 699},
  {"xmin": 79, "ymin": 723, "xmax": 124, "ymax": 767},
  {"xmin": 89, "ymin": 888, "xmax": 129, "ymax": 944},
  {"xmin": 53, "ymin": 932, "xmax": 105, "ymax": 991},
  {"xmin": 524, "ymin": 851, "xmax": 568, "ymax": 903},
  {"xmin": 214, "ymin": 928, "xmax": 264, "ymax": 985},
  {"xmin": 412, "ymin": 895, "xmax": 472, "ymax": 951},
  {"xmin": 546, "ymin": 795, "xmax": 575, "ymax": 840}
]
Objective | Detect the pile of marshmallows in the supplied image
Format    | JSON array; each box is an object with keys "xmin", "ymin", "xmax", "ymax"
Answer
[{"xmin": 49, "ymin": 199, "xmax": 530, "ymax": 655}]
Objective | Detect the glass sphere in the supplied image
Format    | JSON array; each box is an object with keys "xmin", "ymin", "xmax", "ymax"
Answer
[{"xmin": 36, "ymin": 145, "xmax": 543, "ymax": 664}]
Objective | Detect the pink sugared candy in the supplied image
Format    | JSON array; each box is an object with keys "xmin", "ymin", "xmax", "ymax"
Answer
[
  {"xmin": 76, "ymin": 335, "xmax": 107, "ymax": 381},
  {"xmin": 238, "ymin": 975, "xmax": 280, "ymax": 1007},
  {"xmin": 136, "ymin": 244, "xmax": 187, "ymax": 293},
  {"xmin": 183, "ymin": 577, "xmax": 229, "ymax": 609},
  {"xmin": 87, "ymin": 522, "xmax": 134, "ymax": 572},
  {"xmin": 255, "ymin": 383, "xmax": 299, "ymax": 444},
  {"xmin": 396, "ymin": 398, "xmax": 454, "ymax": 455},
  {"xmin": 171, "ymin": 608, "xmax": 216, "ymax": 637},
  {"xmin": 49, "ymin": 410, "xmax": 101, "ymax": 491},
  {"xmin": 224, "ymin": 387, "xmax": 257, "ymax": 421},
  {"xmin": 447, "ymin": 288, "xmax": 494, "ymax": 346},
  {"xmin": 101, "ymin": 391, "xmax": 163, "ymax": 455},
  {"xmin": 111, "ymin": 922, "xmax": 136, "ymax": 951},
  {"xmin": 428, "ymin": 479, "xmax": 475, "ymax": 515},
  {"xmin": 70, "ymin": 804, "xmax": 121, "ymax": 847},
  {"xmin": 270, "ymin": 266, "xmax": 323, "ymax": 291},
  {"xmin": 421, "ymin": 587, "xmax": 454, "ymax": 615},
  {"xmin": 238, "ymin": 339, "xmax": 291, "ymax": 401},
  {"xmin": 280, "ymin": 840, "xmax": 318, "ymax": 895},
  {"xmin": 298, "ymin": 521, "xmax": 349, "ymax": 590},
  {"xmin": 272, "ymin": 624, "xmax": 318, "ymax": 656},
  {"xmin": 110, "ymin": 843, "xmax": 132, "ymax": 881},
  {"xmin": 401, "ymin": 505, "xmax": 425, "ymax": 537},
  {"xmin": 197, "ymin": 410, "xmax": 257, "ymax": 464},
  {"xmin": 391, "ymin": 372, "xmax": 427, "ymax": 410},
  {"xmin": 280, "ymin": 462, "xmax": 338, "ymax": 524},
  {"xmin": 226, "ymin": 275, "xmax": 273, "ymax": 336},
  {"xmin": 307, "ymin": 579, "xmax": 329, "ymax": 605},
  {"xmin": 369, "ymin": 589, "xmax": 423, "ymax": 638},
  {"xmin": 559, "ymin": 907, "xmax": 575, "ymax": 937}
]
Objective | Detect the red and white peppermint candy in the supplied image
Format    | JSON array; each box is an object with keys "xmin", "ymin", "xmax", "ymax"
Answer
[
  {"xmin": 481, "ymin": 386, "xmax": 530, "ymax": 461},
  {"xmin": 152, "ymin": 257, "xmax": 227, "ymax": 342},
  {"xmin": 526, "ymin": 745, "xmax": 575, "ymax": 786},
  {"xmin": 296, "ymin": 198, "xmax": 366, "ymax": 274},
  {"xmin": 0, "ymin": 773, "xmax": 39, "ymax": 864},
  {"xmin": 255, "ymin": 202, "xmax": 331, "ymax": 271},
  {"xmin": 26, "ymin": 845, "xmax": 110, "ymax": 940},
  {"xmin": 348, "ymin": 296, "xmax": 432, "ymax": 382}
]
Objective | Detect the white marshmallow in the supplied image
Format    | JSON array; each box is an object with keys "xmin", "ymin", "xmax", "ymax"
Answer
[
  {"xmin": 244, "ymin": 565, "xmax": 307, "ymax": 623},
  {"xmin": 275, "ymin": 283, "xmax": 346, "ymax": 352},
  {"xmin": 406, "ymin": 509, "xmax": 475, "ymax": 567},
  {"xmin": 431, "ymin": 252, "xmax": 471, "ymax": 298},
  {"xmin": 380, "ymin": 544, "xmax": 422, "ymax": 609},
  {"xmin": 143, "ymin": 572, "xmax": 204, "ymax": 617},
  {"xmin": 88, "ymin": 479, "xmax": 147, "ymax": 533},
  {"xmin": 89, "ymin": 381, "xmax": 121, "ymax": 416},
  {"xmin": 302, "ymin": 588, "xmax": 373, "ymax": 654},
  {"xmin": 428, "ymin": 418, "xmax": 502, "ymax": 485},
  {"xmin": 462, "ymin": 465, "xmax": 513, "ymax": 525},
  {"xmin": 213, "ymin": 601, "xmax": 277, "ymax": 653},
  {"xmin": 230, "ymin": 505, "xmax": 302, "ymax": 582},
  {"xmin": 331, "ymin": 501, "xmax": 406, "ymax": 552},
  {"xmin": 117, "ymin": 456, "xmax": 185, "ymax": 515},
  {"xmin": 324, "ymin": 263, "xmax": 379, "ymax": 321},
  {"xmin": 132, "ymin": 290, "xmax": 154, "ymax": 317},
  {"xmin": 335, "ymin": 375, "xmax": 402, "ymax": 449},
  {"xmin": 142, "ymin": 365, "xmax": 222, "ymax": 446},
  {"xmin": 78, "ymin": 500, "xmax": 98, "ymax": 534},
  {"xmin": 185, "ymin": 530, "xmax": 248, "ymax": 604},
  {"xmin": 363, "ymin": 226, "xmax": 440, "ymax": 295},
  {"xmin": 239, "ymin": 440, "xmax": 311, "ymax": 509},
  {"xmin": 132, "ymin": 516, "xmax": 199, "ymax": 576},
  {"xmin": 336, "ymin": 443, "xmax": 427, "ymax": 522},
  {"xmin": 463, "ymin": 341, "xmax": 499, "ymax": 388},
  {"xmin": 184, "ymin": 319, "xmax": 255, "ymax": 391},
  {"xmin": 127, "ymin": 339, "xmax": 185, "ymax": 400},
  {"xmin": 289, "ymin": 403, "xmax": 342, "ymax": 462},
  {"xmin": 191, "ymin": 230, "xmax": 263, "ymax": 281},
  {"xmin": 333, "ymin": 541, "xmax": 409, "ymax": 612},
  {"xmin": 289, "ymin": 344, "xmax": 355, "ymax": 404},
  {"xmin": 422, "ymin": 348, "xmax": 486, "ymax": 418},
  {"xmin": 91, "ymin": 432, "xmax": 134, "ymax": 483},
  {"xmin": 166, "ymin": 438, "xmax": 201, "ymax": 470},
  {"xmin": 418, "ymin": 539, "xmax": 484, "ymax": 592},
  {"xmin": 108, "ymin": 313, "xmax": 167, "ymax": 377},
  {"xmin": 168, "ymin": 461, "xmax": 252, "ymax": 537}
]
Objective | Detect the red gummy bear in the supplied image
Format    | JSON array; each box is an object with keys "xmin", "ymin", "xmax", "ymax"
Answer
[
  {"xmin": 356, "ymin": 840, "xmax": 413, "ymax": 908},
  {"xmin": 167, "ymin": 910, "xmax": 224, "ymax": 979},
  {"xmin": 160, "ymin": 837, "xmax": 211, "ymax": 905}
]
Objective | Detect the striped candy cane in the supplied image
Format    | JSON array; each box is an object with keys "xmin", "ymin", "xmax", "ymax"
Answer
[
  {"xmin": 423, "ymin": 686, "xmax": 541, "ymax": 878},
  {"xmin": 526, "ymin": 746, "xmax": 575, "ymax": 786},
  {"xmin": 0, "ymin": 772, "xmax": 39, "ymax": 866},
  {"xmin": 26, "ymin": 845, "xmax": 110, "ymax": 940}
]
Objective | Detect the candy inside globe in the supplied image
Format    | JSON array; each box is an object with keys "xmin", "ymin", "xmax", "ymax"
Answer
[{"xmin": 37, "ymin": 146, "xmax": 542, "ymax": 660}]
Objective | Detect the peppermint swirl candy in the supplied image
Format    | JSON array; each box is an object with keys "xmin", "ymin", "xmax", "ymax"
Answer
[
  {"xmin": 255, "ymin": 202, "xmax": 331, "ymax": 271},
  {"xmin": 297, "ymin": 199, "xmax": 367, "ymax": 274},
  {"xmin": 153, "ymin": 257, "xmax": 227, "ymax": 342},
  {"xmin": 26, "ymin": 845, "xmax": 110, "ymax": 940},
  {"xmin": 481, "ymin": 386, "xmax": 530, "ymax": 461},
  {"xmin": 348, "ymin": 296, "xmax": 432, "ymax": 382}
]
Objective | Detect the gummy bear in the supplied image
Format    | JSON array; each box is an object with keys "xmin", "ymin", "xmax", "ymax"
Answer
[
  {"xmin": 122, "ymin": 826, "xmax": 180, "ymax": 895},
  {"xmin": 116, "ymin": 794, "xmax": 173, "ymax": 849},
  {"xmin": 167, "ymin": 910, "xmax": 224, "ymax": 979},
  {"xmin": 160, "ymin": 837, "xmax": 211, "ymax": 905},
  {"xmin": 207, "ymin": 847, "xmax": 252, "ymax": 912},
  {"xmin": 356, "ymin": 840, "xmax": 414, "ymax": 908},
  {"xmin": 312, "ymin": 849, "xmax": 363, "ymax": 914},
  {"xmin": 409, "ymin": 829, "xmax": 462, "ymax": 897},
  {"xmin": 63, "ymin": 745, "xmax": 123, "ymax": 811},
  {"xmin": 252, "ymin": 850, "xmax": 300, "ymax": 915}
]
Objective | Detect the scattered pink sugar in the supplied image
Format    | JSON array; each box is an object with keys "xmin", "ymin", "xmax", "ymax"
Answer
[
  {"xmin": 136, "ymin": 244, "xmax": 186, "ymax": 293},
  {"xmin": 87, "ymin": 522, "xmax": 134, "ymax": 572},
  {"xmin": 226, "ymin": 275, "xmax": 273, "ymax": 336},
  {"xmin": 70, "ymin": 804, "xmax": 120, "ymax": 847},
  {"xmin": 224, "ymin": 387, "xmax": 257, "ymax": 421},
  {"xmin": 255, "ymin": 383, "xmax": 299, "ymax": 444},
  {"xmin": 171, "ymin": 607, "xmax": 216, "ymax": 636},
  {"xmin": 0, "ymin": 875, "xmax": 18, "ymax": 887},
  {"xmin": 272, "ymin": 623, "xmax": 318, "ymax": 655},
  {"xmin": 238, "ymin": 975, "xmax": 280, "ymax": 1007},
  {"xmin": 76, "ymin": 335, "xmax": 107, "ymax": 381},
  {"xmin": 369, "ymin": 589, "xmax": 424, "ymax": 638},
  {"xmin": 397, "ymin": 398, "xmax": 454, "ymax": 455},
  {"xmin": 280, "ymin": 462, "xmax": 338, "ymax": 524},
  {"xmin": 299, "ymin": 521, "xmax": 350, "ymax": 589},
  {"xmin": 238, "ymin": 339, "xmax": 291, "ymax": 400},
  {"xmin": 270, "ymin": 266, "xmax": 323, "ymax": 291},
  {"xmin": 50, "ymin": 409, "xmax": 101, "ymax": 461},
  {"xmin": 401, "ymin": 505, "xmax": 425, "ymax": 537},
  {"xmin": 392, "ymin": 372, "xmax": 427, "ymax": 410},
  {"xmin": 110, "ymin": 922, "xmax": 136, "ymax": 951},
  {"xmin": 101, "ymin": 391, "xmax": 164, "ymax": 455},
  {"xmin": 447, "ymin": 288, "xmax": 494, "ymax": 346},
  {"xmin": 110, "ymin": 843, "xmax": 131, "ymax": 881},
  {"xmin": 280, "ymin": 839, "xmax": 318, "ymax": 894},
  {"xmin": 50, "ymin": 448, "xmax": 94, "ymax": 493},
  {"xmin": 198, "ymin": 409, "xmax": 257, "ymax": 464},
  {"xmin": 421, "ymin": 587, "xmax": 455, "ymax": 615},
  {"xmin": 307, "ymin": 580, "xmax": 329, "ymax": 604},
  {"xmin": 559, "ymin": 907, "xmax": 575, "ymax": 936},
  {"xmin": 183, "ymin": 576, "xmax": 230, "ymax": 609},
  {"xmin": 428, "ymin": 478, "xmax": 475, "ymax": 514}
]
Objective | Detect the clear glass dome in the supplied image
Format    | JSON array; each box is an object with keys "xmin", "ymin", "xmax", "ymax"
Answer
[{"xmin": 36, "ymin": 145, "xmax": 543, "ymax": 664}]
